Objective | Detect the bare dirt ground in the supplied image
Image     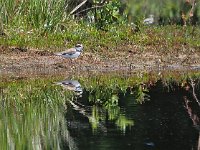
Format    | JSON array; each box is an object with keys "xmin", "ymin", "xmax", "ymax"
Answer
[{"xmin": 1, "ymin": 45, "xmax": 200, "ymax": 78}]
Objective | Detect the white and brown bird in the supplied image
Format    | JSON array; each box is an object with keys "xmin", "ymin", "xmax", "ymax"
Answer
[
  {"xmin": 55, "ymin": 44, "xmax": 83, "ymax": 59},
  {"xmin": 55, "ymin": 80, "xmax": 83, "ymax": 95},
  {"xmin": 143, "ymin": 15, "xmax": 154, "ymax": 25}
]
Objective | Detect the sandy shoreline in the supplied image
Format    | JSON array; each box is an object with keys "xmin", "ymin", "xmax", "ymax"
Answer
[{"xmin": 1, "ymin": 46, "xmax": 200, "ymax": 78}]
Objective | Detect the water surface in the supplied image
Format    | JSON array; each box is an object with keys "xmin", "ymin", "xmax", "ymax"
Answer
[{"xmin": 0, "ymin": 72, "xmax": 200, "ymax": 150}]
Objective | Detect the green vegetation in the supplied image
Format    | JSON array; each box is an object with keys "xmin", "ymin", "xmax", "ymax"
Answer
[
  {"xmin": 126, "ymin": 0, "xmax": 200, "ymax": 23},
  {"xmin": 1, "ymin": 24, "xmax": 200, "ymax": 52},
  {"xmin": 0, "ymin": 0, "xmax": 200, "ymax": 52}
]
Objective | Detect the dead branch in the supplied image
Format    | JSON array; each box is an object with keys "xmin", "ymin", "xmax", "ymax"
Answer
[{"xmin": 189, "ymin": 77, "xmax": 200, "ymax": 107}]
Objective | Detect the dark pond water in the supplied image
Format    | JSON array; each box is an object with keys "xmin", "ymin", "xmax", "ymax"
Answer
[{"xmin": 64, "ymin": 80, "xmax": 200, "ymax": 150}]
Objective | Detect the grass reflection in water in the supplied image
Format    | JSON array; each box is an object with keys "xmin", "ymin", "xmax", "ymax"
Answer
[
  {"xmin": 0, "ymin": 78, "xmax": 76, "ymax": 149},
  {"xmin": 0, "ymin": 72, "xmax": 200, "ymax": 149}
]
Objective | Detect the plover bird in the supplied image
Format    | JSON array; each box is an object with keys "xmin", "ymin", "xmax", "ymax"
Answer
[
  {"xmin": 55, "ymin": 44, "xmax": 83, "ymax": 59},
  {"xmin": 143, "ymin": 15, "xmax": 154, "ymax": 25},
  {"xmin": 55, "ymin": 80, "xmax": 83, "ymax": 94}
]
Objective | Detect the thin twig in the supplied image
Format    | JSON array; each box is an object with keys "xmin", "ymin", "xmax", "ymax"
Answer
[
  {"xmin": 73, "ymin": 5, "xmax": 105, "ymax": 16},
  {"xmin": 189, "ymin": 77, "xmax": 200, "ymax": 107},
  {"xmin": 69, "ymin": 0, "xmax": 88, "ymax": 15}
]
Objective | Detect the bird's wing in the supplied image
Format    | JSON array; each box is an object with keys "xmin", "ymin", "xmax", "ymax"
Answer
[
  {"xmin": 62, "ymin": 82, "xmax": 74, "ymax": 87},
  {"xmin": 55, "ymin": 48, "xmax": 76, "ymax": 56},
  {"xmin": 70, "ymin": 80, "xmax": 81, "ymax": 86},
  {"xmin": 143, "ymin": 18, "xmax": 150, "ymax": 23},
  {"xmin": 62, "ymin": 48, "xmax": 76, "ymax": 55}
]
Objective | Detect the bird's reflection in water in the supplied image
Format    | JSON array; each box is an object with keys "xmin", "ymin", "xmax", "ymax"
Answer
[{"xmin": 55, "ymin": 80, "xmax": 83, "ymax": 96}]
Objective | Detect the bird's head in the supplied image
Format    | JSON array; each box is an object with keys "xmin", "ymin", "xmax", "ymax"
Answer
[
  {"xmin": 149, "ymin": 14, "xmax": 154, "ymax": 18},
  {"xmin": 75, "ymin": 86, "xmax": 83, "ymax": 96},
  {"xmin": 75, "ymin": 44, "xmax": 83, "ymax": 52}
]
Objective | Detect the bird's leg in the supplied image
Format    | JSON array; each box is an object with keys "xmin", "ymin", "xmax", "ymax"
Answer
[
  {"xmin": 71, "ymin": 59, "xmax": 76, "ymax": 70},
  {"xmin": 68, "ymin": 59, "xmax": 72, "ymax": 69}
]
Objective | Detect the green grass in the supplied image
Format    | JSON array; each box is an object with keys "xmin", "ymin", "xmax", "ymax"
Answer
[
  {"xmin": 1, "ymin": 0, "xmax": 200, "ymax": 53},
  {"xmin": 135, "ymin": 25, "xmax": 200, "ymax": 49},
  {"xmin": 1, "ymin": 24, "xmax": 200, "ymax": 53}
]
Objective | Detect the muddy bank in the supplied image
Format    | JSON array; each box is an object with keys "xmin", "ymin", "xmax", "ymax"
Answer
[{"xmin": 0, "ymin": 46, "xmax": 200, "ymax": 78}]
